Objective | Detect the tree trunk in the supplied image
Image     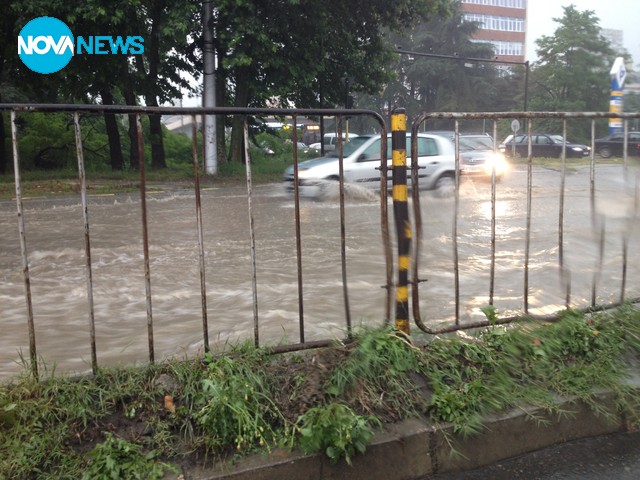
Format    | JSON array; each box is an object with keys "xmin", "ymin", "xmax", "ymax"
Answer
[
  {"xmin": 139, "ymin": 2, "xmax": 165, "ymax": 170},
  {"xmin": 0, "ymin": 110, "xmax": 6, "ymax": 175},
  {"xmin": 215, "ymin": 46, "xmax": 228, "ymax": 164},
  {"xmin": 101, "ymin": 89, "xmax": 124, "ymax": 171},
  {"xmin": 229, "ymin": 69, "xmax": 252, "ymax": 164},
  {"xmin": 148, "ymin": 109, "xmax": 165, "ymax": 170},
  {"xmin": 123, "ymin": 83, "xmax": 139, "ymax": 171}
]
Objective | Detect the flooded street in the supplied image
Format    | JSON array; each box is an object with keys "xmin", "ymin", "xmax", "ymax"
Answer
[{"xmin": 1, "ymin": 163, "xmax": 638, "ymax": 378}]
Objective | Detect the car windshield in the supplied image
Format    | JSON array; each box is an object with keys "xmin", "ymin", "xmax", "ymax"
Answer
[
  {"xmin": 459, "ymin": 136, "xmax": 494, "ymax": 151},
  {"xmin": 328, "ymin": 136, "xmax": 372, "ymax": 157},
  {"xmin": 549, "ymin": 135, "xmax": 566, "ymax": 144}
]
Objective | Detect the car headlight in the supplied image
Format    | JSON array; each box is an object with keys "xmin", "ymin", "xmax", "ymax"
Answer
[
  {"xmin": 296, "ymin": 168, "xmax": 315, "ymax": 180},
  {"xmin": 483, "ymin": 153, "xmax": 509, "ymax": 176}
]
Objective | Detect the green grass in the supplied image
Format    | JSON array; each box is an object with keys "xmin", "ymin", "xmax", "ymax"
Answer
[
  {"xmin": 0, "ymin": 150, "xmax": 297, "ymax": 199},
  {"xmin": 1, "ymin": 305, "xmax": 640, "ymax": 478}
]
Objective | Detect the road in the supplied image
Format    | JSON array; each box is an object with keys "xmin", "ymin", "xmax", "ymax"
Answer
[
  {"xmin": 429, "ymin": 430, "xmax": 640, "ymax": 479},
  {"xmin": 1, "ymin": 164, "xmax": 639, "ymax": 377}
]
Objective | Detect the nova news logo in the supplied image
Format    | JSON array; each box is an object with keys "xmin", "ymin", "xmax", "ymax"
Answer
[{"xmin": 18, "ymin": 16, "xmax": 144, "ymax": 74}]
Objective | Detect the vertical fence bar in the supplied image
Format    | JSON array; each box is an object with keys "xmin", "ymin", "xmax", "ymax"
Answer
[
  {"xmin": 524, "ymin": 119, "xmax": 533, "ymax": 314},
  {"xmin": 489, "ymin": 120, "xmax": 498, "ymax": 305},
  {"xmin": 11, "ymin": 110, "xmax": 38, "ymax": 379},
  {"xmin": 292, "ymin": 120, "xmax": 305, "ymax": 344},
  {"xmin": 391, "ymin": 108, "xmax": 410, "ymax": 334},
  {"xmin": 410, "ymin": 120, "xmax": 429, "ymax": 333},
  {"xmin": 589, "ymin": 119, "xmax": 601, "ymax": 308},
  {"xmin": 73, "ymin": 112, "xmax": 97, "ymax": 373},
  {"xmin": 243, "ymin": 119, "xmax": 260, "ymax": 347},
  {"xmin": 336, "ymin": 116, "xmax": 352, "ymax": 337},
  {"xmin": 453, "ymin": 121, "xmax": 461, "ymax": 325},
  {"xmin": 192, "ymin": 115, "xmax": 209, "ymax": 352},
  {"xmin": 620, "ymin": 120, "xmax": 629, "ymax": 303},
  {"xmin": 380, "ymin": 128, "xmax": 393, "ymax": 324},
  {"xmin": 136, "ymin": 113, "xmax": 154, "ymax": 363},
  {"xmin": 559, "ymin": 119, "xmax": 570, "ymax": 307}
]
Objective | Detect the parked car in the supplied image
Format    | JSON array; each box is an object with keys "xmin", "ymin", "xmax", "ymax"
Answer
[
  {"xmin": 500, "ymin": 134, "xmax": 591, "ymax": 158},
  {"xmin": 297, "ymin": 142, "xmax": 310, "ymax": 154},
  {"xmin": 283, "ymin": 133, "xmax": 456, "ymax": 196},
  {"xmin": 308, "ymin": 133, "xmax": 358, "ymax": 152},
  {"xmin": 594, "ymin": 131, "xmax": 640, "ymax": 158},
  {"xmin": 432, "ymin": 132, "xmax": 508, "ymax": 180}
]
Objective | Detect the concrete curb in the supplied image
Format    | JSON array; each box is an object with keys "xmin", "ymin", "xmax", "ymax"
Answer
[{"xmin": 187, "ymin": 386, "xmax": 638, "ymax": 480}]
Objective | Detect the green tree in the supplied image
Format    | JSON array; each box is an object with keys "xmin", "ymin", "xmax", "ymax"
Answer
[
  {"xmin": 208, "ymin": 0, "xmax": 453, "ymax": 163},
  {"xmin": 4, "ymin": 0, "xmax": 198, "ymax": 172},
  {"xmin": 530, "ymin": 5, "xmax": 620, "ymax": 137},
  {"xmin": 376, "ymin": 3, "xmax": 511, "ymax": 127},
  {"xmin": 1, "ymin": 3, "xmax": 64, "ymax": 173}
]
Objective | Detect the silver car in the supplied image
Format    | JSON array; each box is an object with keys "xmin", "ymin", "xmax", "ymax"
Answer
[{"xmin": 283, "ymin": 133, "xmax": 456, "ymax": 197}]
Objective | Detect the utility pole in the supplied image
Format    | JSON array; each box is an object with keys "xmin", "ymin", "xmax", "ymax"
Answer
[{"xmin": 203, "ymin": 0, "xmax": 217, "ymax": 174}]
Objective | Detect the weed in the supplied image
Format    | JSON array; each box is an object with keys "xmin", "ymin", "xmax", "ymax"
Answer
[
  {"xmin": 296, "ymin": 402, "xmax": 381, "ymax": 465},
  {"xmin": 325, "ymin": 326, "xmax": 422, "ymax": 418},
  {"xmin": 420, "ymin": 337, "xmax": 508, "ymax": 435},
  {"xmin": 481, "ymin": 305, "xmax": 499, "ymax": 324},
  {"xmin": 1, "ymin": 305, "xmax": 639, "ymax": 477},
  {"xmin": 82, "ymin": 432, "xmax": 177, "ymax": 480},
  {"xmin": 194, "ymin": 348, "xmax": 287, "ymax": 453}
]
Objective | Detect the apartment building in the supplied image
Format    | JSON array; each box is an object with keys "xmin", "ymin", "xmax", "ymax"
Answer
[{"xmin": 460, "ymin": 0, "xmax": 528, "ymax": 63}]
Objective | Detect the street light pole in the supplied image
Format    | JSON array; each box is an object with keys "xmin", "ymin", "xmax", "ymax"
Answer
[
  {"xmin": 340, "ymin": 76, "xmax": 354, "ymax": 139},
  {"xmin": 396, "ymin": 48, "xmax": 530, "ymax": 111}
]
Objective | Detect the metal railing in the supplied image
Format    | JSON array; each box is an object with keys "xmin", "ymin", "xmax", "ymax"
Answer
[
  {"xmin": 1, "ymin": 104, "xmax": 388, "ymax": 379},
  {"xmin": 409, "ymin": 111, "xmax": 640, "ymax": 334},
  {"xmin": 2, "ymin": 104, "xmax": 640, "ymax": 379}
]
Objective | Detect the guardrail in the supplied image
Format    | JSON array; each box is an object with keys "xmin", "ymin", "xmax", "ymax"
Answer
[
  {"xmin": 408, "ymin": 111, "xmax": 640, "ymax": 334},
  {"xmin": 1, "ymin": 104, "xmax": 388, "ymax": 379},
  {"xmin": 2, "ymin": 104, "xmax": 640, "ymax": 380}
]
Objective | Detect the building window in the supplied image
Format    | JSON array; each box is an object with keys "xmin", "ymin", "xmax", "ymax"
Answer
[
  {"xmin": 464, "ymin": 14, "xmax": 525, "ymax": 32},
  {"xmin": 471, "ymin": 39, "xmax": 524, "ymax": 56},
  {"xmin": 462, "ymin": 0, "xmax": 526, "ymax": 8}
]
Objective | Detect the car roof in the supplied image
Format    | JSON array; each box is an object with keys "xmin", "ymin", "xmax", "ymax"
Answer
[{"xmin": 428, "ymin": 131, "xmax": 491, "ymax": 138}]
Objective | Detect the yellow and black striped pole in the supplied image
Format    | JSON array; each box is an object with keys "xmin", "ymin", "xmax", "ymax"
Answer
[{"xmin": 391, "ymin": 109, "xmax": 411, "ymax": 335}]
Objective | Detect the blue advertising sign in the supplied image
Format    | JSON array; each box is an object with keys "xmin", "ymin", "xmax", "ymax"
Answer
[{"xmin": 609, "ymin": 57, "xmax": 626, "ymax": 134}]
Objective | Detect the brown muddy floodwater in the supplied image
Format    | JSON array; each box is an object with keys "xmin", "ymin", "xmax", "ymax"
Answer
[{"xmin": 1, "ymin": 163, "xmax": 638, "ymax": 378}]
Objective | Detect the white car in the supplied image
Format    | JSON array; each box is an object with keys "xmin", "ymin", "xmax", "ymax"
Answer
[
  {"xmin": 308, "ymin": 133, "xmax": 359, "ymax": 153},
  {"xmin": 283, "ymin": 133, "xmax": 456, "ymax": 196}
]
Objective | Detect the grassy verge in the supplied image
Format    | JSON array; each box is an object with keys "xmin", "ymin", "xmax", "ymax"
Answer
[
  {"xmin": 1, "ymin": 305, "xmax": 640, "ymax": 478},
  {"xmin": 0, "ymin": 147, "xmax": 300, "ymax": 200},
  {"xmin": 2, "ymin": 154, "xmax": 635, "ymax": 200}
]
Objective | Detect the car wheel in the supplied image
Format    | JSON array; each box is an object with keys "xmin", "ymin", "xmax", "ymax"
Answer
[
  {"xmin": 434, "ymin": 173, "xmax": 455, "ymax": 197},
  {"xmin": 599, "ymin": 147, "xmax": 612, "ymax": 158}
]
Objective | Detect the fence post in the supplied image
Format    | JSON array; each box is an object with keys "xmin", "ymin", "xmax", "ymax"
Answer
[{"xmin": 391, "ymin": 109, "xmax": 411, "ymax": 334}]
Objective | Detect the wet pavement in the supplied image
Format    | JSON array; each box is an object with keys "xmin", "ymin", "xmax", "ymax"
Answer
[{"xmin": 430, "ymin": 430, "xmax": 640, "ymax": 479}]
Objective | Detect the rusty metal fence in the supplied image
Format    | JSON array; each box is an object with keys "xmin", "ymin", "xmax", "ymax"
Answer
[
  {"xmin": 1, "ymin": 104, "xmax": 389, "ymax": 379},
  {"xmin": 408, "ymin": 111, "xmax": 640, "ymax": 334},
  {"xmin": 1, "ymin": 104, "xmax": 640, "ymax": 380}
]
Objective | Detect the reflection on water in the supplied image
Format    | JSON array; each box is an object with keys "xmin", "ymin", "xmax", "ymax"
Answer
[
  {"xmin": 416, "ymin": 164, "xmax": 639, "ymax": 324},
  {"xmin": 1, "ymin": 164, "xmax": 638, "ymax": 378}
]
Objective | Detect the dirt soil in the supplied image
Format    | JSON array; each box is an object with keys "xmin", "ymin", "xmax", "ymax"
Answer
[{"xmin": 63, "ymin": 344, "xmax": 408, "ymax": 472}]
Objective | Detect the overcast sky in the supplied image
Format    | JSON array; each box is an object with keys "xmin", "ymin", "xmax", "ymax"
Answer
[{"xmin": 526, "ymin": 0, "xmax": 640, "ymax": 66}]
